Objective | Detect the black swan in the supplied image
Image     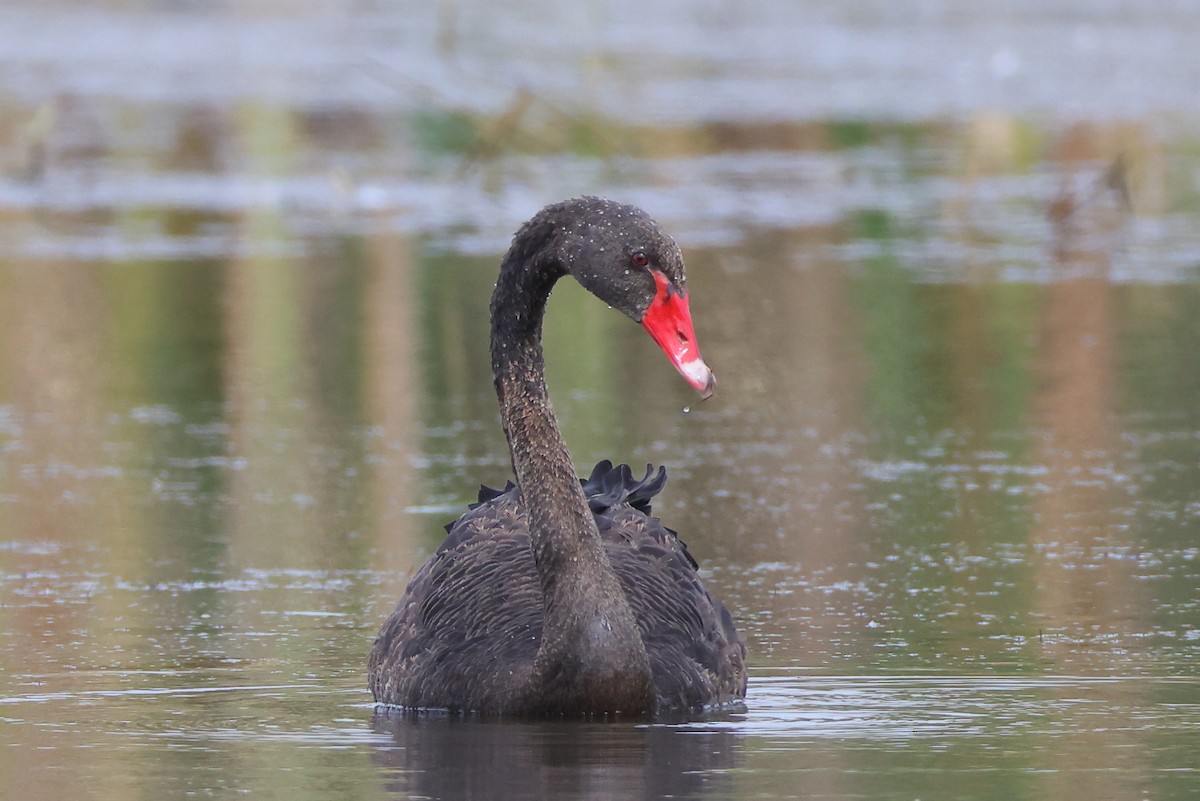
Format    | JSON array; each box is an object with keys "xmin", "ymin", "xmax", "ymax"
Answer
[{"xmin": 369, "ymin": 196, "xmax": 746, "ymax": 716}]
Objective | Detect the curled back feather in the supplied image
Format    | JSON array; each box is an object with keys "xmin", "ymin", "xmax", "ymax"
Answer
[{"xmin": 446, "ymin": 460, "xmax": 698, "ymax": 570}]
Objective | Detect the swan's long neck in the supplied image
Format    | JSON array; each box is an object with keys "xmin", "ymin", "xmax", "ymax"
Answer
[{"xmin": 490, "ymin": 246, "xmax": 654, "ymax": 715}]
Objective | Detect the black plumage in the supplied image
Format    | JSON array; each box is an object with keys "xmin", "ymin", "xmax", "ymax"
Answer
[
  {"xmin": 369, "ymin": 462, "xmax": 746, "ymax": 713},
  {"xmin": 368, "ymin": 197, "xmax": 747, "ymax": 717}
]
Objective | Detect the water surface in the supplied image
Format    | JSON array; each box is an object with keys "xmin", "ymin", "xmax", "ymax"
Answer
[{"xmin": 2, "ymin": 1, "xmax": 1200, "ymax": 800}]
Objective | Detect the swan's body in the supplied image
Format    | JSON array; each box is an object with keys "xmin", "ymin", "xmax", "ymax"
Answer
[{"xmin": 369, "ymin": 197, "xmax": 746, "ymax": 716}]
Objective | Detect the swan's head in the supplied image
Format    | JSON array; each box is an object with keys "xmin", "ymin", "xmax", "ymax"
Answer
[{"xmin": 529, "ymin": 196, "xmax": 715, "ymax": 399}]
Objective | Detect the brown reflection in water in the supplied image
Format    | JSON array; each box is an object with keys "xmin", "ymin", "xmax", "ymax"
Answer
[
  {"xmin": 689, "ymin": 226, "xmax": 869, "ymax": 682},
  {"xmin": 0, "ymin": 256, "xmax": 119, "ymax": 801},
  {"xmin": 362, "ymin": 224, "xmax": 422, "ymax": 586},
  {"xmin": 1028, "ymin": 128, "xmax": 1148, "ymax": 800},
  {"xmin": 1031, "ymin": 261, "xmax": 1135, "ymax": 641},
  {"xmin": 1033, "ymin": 124, "xmax": 1144, "ymax": 660},
  {"xmin": 0, "ymin": 257, "xmax": 109, "ymax": 537},
  {"xmin": 759, "ymin": 227, "xmax": 868, "ymax": 565}
]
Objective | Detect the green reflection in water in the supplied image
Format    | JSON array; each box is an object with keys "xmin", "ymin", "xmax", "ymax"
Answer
[
  {"xmin": 852, "ymin": 209, "xmax": 938, "ymax": 439},
  {"xmin": 87, "ymin": 257, "xmax": 232, "ymax": 637},
  {"xmin": 101, "ymin": 259, "xmax": 225, "ymax": 411}
]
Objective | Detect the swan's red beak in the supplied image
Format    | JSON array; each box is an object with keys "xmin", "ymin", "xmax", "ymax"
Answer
[{"xmin": 641, "ymin": 271, "xmax": 715, "ymax": 399}]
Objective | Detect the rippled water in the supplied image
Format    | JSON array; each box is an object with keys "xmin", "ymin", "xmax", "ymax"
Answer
[
  {"xmin": 3, "ymin": 383, "xmax": 1198, "ymax": 798},
  {"xmin": 3, "ymin": 1, "xmax": 1200, "ymax": 799}
]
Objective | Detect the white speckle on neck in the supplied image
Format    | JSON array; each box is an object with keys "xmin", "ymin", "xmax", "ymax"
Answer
[{"xmin": 584, "ymin": 614, "xmax": 614, "ymax": 649}]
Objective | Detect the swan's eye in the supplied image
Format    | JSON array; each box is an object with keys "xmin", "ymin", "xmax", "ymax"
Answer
[{"xmin": 630, "ymin": 251, "xmax": 649, "ymax": 268}]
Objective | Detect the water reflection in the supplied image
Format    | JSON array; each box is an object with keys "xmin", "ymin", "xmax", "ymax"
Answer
[
  {"xmin": 3, "ymin": 2, "xmax": 1200, "ymax": 799},
  {"xmin": 4, "ymin": 209, "xmax": 1200, "ymax": 798},
  {"xmin": 369, "ymin": 673, "xmax": 1200, "ymax": 801},
  {"xmin": 373, "ymin": 714, "xmax": 741, "ymax": 801}
]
